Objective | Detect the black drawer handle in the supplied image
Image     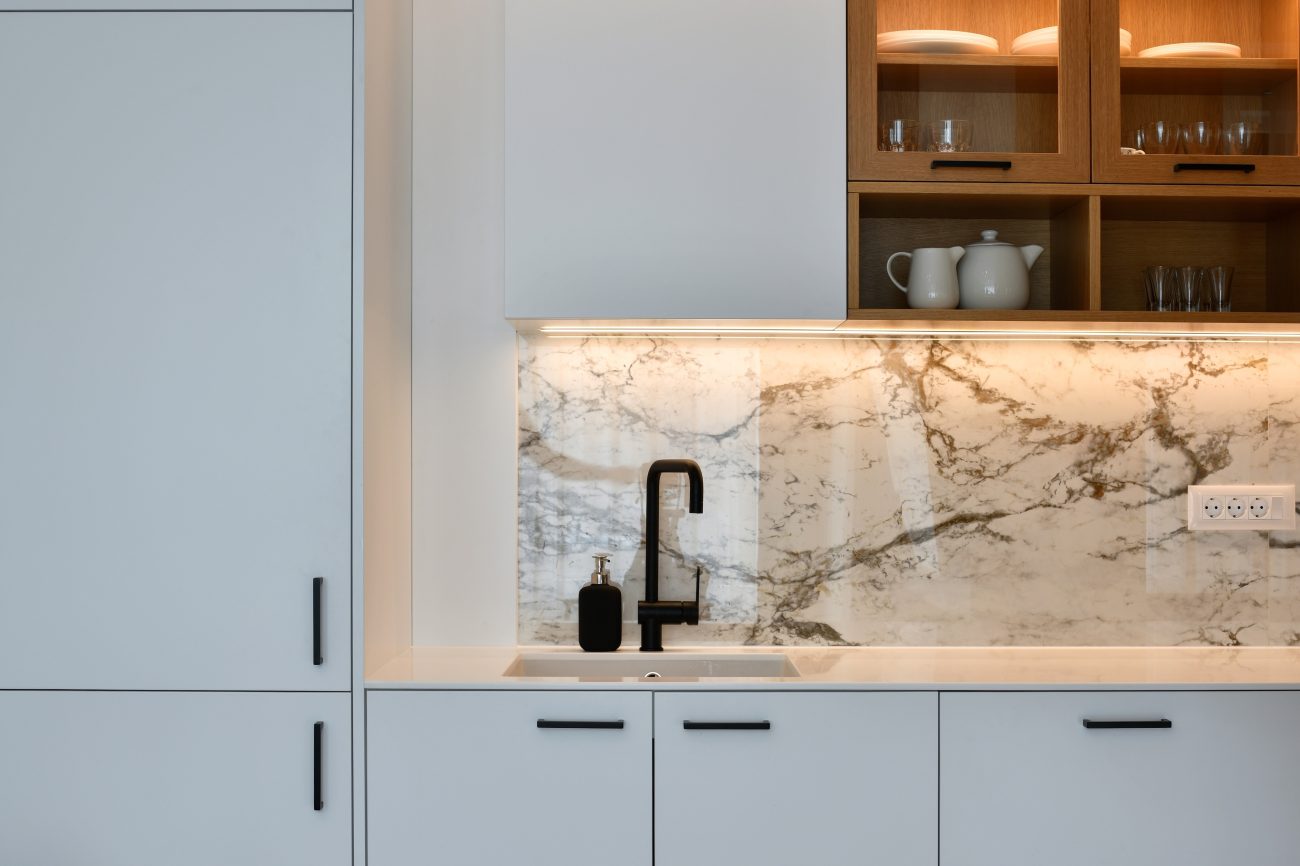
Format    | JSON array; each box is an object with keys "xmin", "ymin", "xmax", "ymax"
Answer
[
  {"xmin": 931, "ymin": 159, "xmax": 1013, "ymax": 170},
  {"xmin": 312, "ymin": 577, "xmax": 324, "ymax": 666},
  {"xmin": 1173, "ymin": 162, "xmax": 1255, "ymax": 174},
  {"xmin": 1083, "ymin": 719, "xmax": 1172, "ymax": 729},
  {"xmin": 313, "ymin": 721, "xmax": 324, "ymax": 811},
  {"xmin": 536, "ymin": 719, "xmax": 625, "ymax": 730},
  {"xmin": 683, "ymin": 721, "xmax": 772, "ymax": 731}
]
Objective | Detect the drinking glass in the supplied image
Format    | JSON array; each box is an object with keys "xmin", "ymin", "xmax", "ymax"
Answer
[
  {"xmin": 1181, "ymin": 121, "xmax": 1220, "ymax": 155},
  {"xmin": 879, "ymin": 119, "xmax": 920, "ymax": 152},
  {"xmin": 1123, "ymin": 127, "xmax": 1146, "ymax": 152},
  {"xmin": 1144, "ymin": 265, "xmax": 1178, "ymax": 312},
  {"xmin": 1143, "ymin": 121, "xmax": 1180, "ymax": 154},
  {"xmin": 1223, "ymin": 121, "xmax": 1264, "ymax": 156},
  {"xmin": 1177, "ymin": 266, "xmax": 1206, "ymax": 312},
  {"xmin": 929, "ymin": 119, "xmax": 972, "ymax": 153},
  {"xmin": 1203, "ymin": 266, "xmax": 1234, "ymax": 312}
]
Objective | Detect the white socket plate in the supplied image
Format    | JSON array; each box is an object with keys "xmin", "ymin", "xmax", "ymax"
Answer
[{"xmin": 1187, "ymin": 484, "xmax": 1296, "ymax": 531}]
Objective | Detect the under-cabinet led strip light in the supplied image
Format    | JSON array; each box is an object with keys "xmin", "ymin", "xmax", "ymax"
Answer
[{"xmin": 538, "ymin": 325, "xmax": 1300, "ymax": 341}]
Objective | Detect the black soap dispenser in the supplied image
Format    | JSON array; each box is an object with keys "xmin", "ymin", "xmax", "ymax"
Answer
[{"xmin": 579, "ymin": 553, "xmax": 622, "ymax": 652}]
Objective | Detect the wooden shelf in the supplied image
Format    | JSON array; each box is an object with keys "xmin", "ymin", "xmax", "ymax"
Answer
[
  {"xmin": 878, "ymin": 52, "xmax": 1059, "ymax": 93},
  {"xmin": 1120, "ymin": 56, "xmax": 1297, "ymax": 94}
]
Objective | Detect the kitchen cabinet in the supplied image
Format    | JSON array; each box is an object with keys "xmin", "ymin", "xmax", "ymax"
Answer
[
  {"xmin": 940, "ymin": 691, "xmax": 1300, "ymax": 866},
  {"xmin": 366, "ymin": 689, "xmax": 936, "ymax": 866},
  {"xmin": 366, "ymin": 690, "xmax": 653, "ymax": 866},
  {"xmin": 0, "ymin": 691, "xmax": 350, "ymax": 866},
  {"xmin": 502, "ymin": 0, "xmax": 846, "ymax": 322},
  {"xmin": 849, "ymin": 0, "xmax": 1091, "ymax": 182},
  {"xmin": 0, "ymin": 10, "xmax": 353, "ymax": 690},
  {"xmin": 654, "ymin": 692, "xmax": 938, "ymax": 866},
  {"xmin": 1092, "ymin": 0, "xmax": 1300, "ymax": 185}
]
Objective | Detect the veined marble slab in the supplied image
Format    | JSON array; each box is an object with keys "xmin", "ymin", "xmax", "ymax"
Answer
[{"xmin": 517, "ymin": 335, "xmax": 1298, "ymax": 647}]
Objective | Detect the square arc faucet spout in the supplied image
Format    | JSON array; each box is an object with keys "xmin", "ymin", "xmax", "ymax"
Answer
[{"xmin": 638, "ymin": 458, "xmax": 704, "ymax": 652}]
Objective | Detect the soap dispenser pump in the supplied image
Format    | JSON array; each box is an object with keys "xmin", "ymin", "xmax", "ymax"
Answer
[{"xmin": 578, "ymin": 553, "xmax": 622, "ymax": 652}]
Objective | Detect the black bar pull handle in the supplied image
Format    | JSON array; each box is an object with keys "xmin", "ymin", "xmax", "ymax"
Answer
[
  {"xmin": 312, "ymin": 577, "xmax": 323, "ymax": 666},
  {"xmin": 931, "ymin": 159, "xmax": 1013, "ymax": 170},
  {"xmin": 1083, "ymin": 719, "xmax": 1172, "ymax": 729},
  {"xmin": 1173, "ymin": 162, "xmax": 1256, "ymax": 174},
  {"xmin": 683, "ymin": 721, "xmax": 772, "ymax": 731},
  {"xmin": 313, "ymin": 721, "xmax": 324, "ymax": 811},
  {"xmin": 537, "ymin": 719, "xmax": 625, "ymax": 730}
]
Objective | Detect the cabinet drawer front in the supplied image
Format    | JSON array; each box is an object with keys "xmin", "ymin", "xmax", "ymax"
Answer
[
  {"xmin": 942, "ymin": 691, "xmax": 1300, "ymax": 866},
  {"xmin": 367, "ymin": 691, "xmax": 652, "ymax": 866},
  {"xmin": 0, "ymin": 692, "xmax": 350, "ymax": 866},
  {"xmin": 655, "ymin": 692, "xmax": 937, "ymax": 866}
]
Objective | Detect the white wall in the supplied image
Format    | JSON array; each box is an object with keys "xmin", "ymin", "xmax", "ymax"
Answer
[{"xmin": 411, "ymin": 0, "xmax": 518, "ymax": 645}]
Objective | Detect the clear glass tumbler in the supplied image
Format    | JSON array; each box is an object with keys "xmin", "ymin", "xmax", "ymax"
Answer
[
  {"xmin": 1143, "ymin": 121, "xmax": 1180, "ymax": 154},
  {"xmin": 1181, "ymin": 121, "xmax": 1221, "ymax": 155},
  {"xmin": 1144, "ymin": 265, "xmax": 1178, "ymax": 312},
  {"xmin": 879, "ymin": 119, "xmax": 920, "ymax": 152},
  {"xmin": 929, "ymin": 119, "xmax": 973, "ymax": 153},
  {"xmin": 1203, "ymin": 266, "xmax": 1234, "ymax": 312},
  {"xmin": 1177, "ymin": 266, "xmax": 1206, "ymax": 312},
  {"xmin": 1223, "ymin": 121, "xmax": 1264, "ymax": 156}
]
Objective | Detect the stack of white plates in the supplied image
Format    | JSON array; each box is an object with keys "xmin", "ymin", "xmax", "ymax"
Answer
[
  {"xmin": 877, "ymin": 29, "xmax": 999, "ymax": 55},
  {"xmin": 1137, "ymin": 42, "xmax": 1242, "ymax": 59},
  {"xmin": 1011, "ymin": 26, "xmax": 1132, "ymax": 56}
]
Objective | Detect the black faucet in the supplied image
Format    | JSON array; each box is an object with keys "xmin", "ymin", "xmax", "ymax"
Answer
[{"xmin": 637, "ymin": 458, "xmax": 703, "ymax": 652}]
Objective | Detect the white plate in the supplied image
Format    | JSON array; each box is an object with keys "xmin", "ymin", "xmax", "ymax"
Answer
[
  {"xmin": 878, "ymin": 29, "xmax": 999, "ymax": 55},
  {"xmin": 1010, "ymin": 26, "xmax": 1132, "ymax": 56},
  {"xmin": 1138, "ymin": 41, "xmax": 1242, "ymax": 59}
]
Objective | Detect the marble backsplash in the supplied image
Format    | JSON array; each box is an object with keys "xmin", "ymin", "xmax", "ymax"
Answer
[{"xmin": 518, "ymin": 335, "xmax": 1300, "ymax": 647}]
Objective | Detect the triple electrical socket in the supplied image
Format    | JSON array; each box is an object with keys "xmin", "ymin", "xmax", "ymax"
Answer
[{"xmin": 1187, "ymin": 484, "xmax": 1297, "ymax": 531}]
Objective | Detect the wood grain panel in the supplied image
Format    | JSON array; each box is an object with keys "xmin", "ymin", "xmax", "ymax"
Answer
[{"xmin": 1100, "ymin": 218, "xmax": 1268, "ymax": 311}]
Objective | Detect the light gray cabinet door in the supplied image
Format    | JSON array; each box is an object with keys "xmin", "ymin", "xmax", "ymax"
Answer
[
  {"xmin": 654, "ymin": 692, "xmax": 938, "ymax": 866},
  {"xmin": 0, "ymin": 12, "xmax": 352, "ymax": 690},
  {"xmin": 367, "ymin": 690, "xmax": 653, "ymax": 866},
  {"xmin": 942, "ymin": 691, "xmax": 1300, "ymax": 866},
  {"xmin": 0, "ymin": 691, "xmax": 350, "ymax": 866},
  {"xmin": 504, "ymin": 0, "xmax": 846, "ymax": 321}
]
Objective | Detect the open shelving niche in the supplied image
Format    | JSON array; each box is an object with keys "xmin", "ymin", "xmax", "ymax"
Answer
[{"xmin": 848, "ymin": 182, "xmax": 1300, "ymax": 332}]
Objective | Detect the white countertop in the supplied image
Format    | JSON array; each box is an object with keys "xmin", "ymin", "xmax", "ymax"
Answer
[{"xmin": 366, "ymin": 645, "xmax": 1300, "ymax": 690}]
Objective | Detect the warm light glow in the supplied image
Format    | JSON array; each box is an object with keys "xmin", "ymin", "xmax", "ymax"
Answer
[{"xmin": 537, "ymin": 324, "xmax": 1300, "ymax": 342}]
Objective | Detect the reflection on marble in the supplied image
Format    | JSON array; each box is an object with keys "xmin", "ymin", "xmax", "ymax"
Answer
[{"xmin": 518, "ymin": 335, "xmax": 1300, "ymax": 647}]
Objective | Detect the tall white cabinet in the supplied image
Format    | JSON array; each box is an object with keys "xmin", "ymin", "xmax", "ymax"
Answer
[{"xmin": 0, "ymin": 4, "xmax": 412, "ymax": 862}]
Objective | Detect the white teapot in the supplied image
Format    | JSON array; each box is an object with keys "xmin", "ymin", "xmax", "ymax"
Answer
[{"xmin": 957, "ymin": 230, "xmax": 1044, "ymax": 310}]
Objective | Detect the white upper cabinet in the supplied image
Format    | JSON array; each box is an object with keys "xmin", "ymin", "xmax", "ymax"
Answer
[
  {"xmin": 503, "ymin": 0, "xmax": 847, "ymax": 322},
  {"xmin": 0, "ymin": 12, "xmax": 353, "ymax": 690},
  {"xmin": 0, "ymin": 2, "xmax": 348, "ymax": 8}
]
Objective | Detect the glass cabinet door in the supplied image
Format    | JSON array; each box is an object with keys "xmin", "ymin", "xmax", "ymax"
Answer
[
  {"xmin": 849, "ymin": 0, "xmax": 1090, "ymax": 182},
  {"xmin": 1093, "ymin": 0, "xmax": 1300, "ymax": 184}
]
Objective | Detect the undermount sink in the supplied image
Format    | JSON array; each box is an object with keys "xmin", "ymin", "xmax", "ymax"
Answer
[{"xmin": 504, "ymin": 652, "xmax": 800, "ymax": 679}]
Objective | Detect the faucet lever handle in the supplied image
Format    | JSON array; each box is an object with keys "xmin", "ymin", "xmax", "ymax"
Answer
[{"xmin": 693, "ymin": 566, "xmax": 701, "ymax": 615}]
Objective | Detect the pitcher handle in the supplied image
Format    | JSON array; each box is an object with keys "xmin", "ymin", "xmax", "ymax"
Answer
[{"xmin": 886, "ymin": 251, "xmax": 911, "ymax": 293}]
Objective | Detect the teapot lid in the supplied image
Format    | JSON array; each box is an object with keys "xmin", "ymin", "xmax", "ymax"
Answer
[{"xmin": 969, "ymin": 229, "xmax": 1012, "ymax": 247}]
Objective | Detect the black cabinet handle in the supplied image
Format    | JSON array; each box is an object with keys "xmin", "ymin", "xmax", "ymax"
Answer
[
  {"xmin": 1083, "ymin": 719, "xmax": 1172, "ymax": 729},
  {"xmin": 683, "ymin": 721, "xmax": 772, "ymax": 731},
  {"xmin": 931, "ymin": 159, "xmax": 1013, "ymax": 170},
  {"xmin": 312, "ymin": 577, "xmax": 323, "ymax": 666},
  {"xmin": 536, "ymin": 719, "xmax": 625, "ymax": 730},
  {"xmin": 313, "ymin": 721, "xmax": 324, "ymax": 811},
  {"xmin": 1173, "ymin": 162, "xmax": 1255, "ymax": 174}
]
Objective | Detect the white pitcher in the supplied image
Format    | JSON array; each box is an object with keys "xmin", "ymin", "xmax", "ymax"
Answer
[{"xmin": 886, "ymin": 247, "xmax": 965, "ymax": 309}]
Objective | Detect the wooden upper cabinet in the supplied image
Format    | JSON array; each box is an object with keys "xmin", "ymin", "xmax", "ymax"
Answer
[
  {"xmin": 849, "ymin": 0, "xmax": 1091, "ymax": 182},
  {"xmin": 1092, "ymin": 0, "xmax": 1300, "ymax": 184}
]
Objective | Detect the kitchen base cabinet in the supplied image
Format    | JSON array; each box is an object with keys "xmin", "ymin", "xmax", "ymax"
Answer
[
  {"xmin": 941, "ymin": 691, "xmax": 1300, "ymax": 866},
  {"xmin": 366, "ymin": 690, "xmax": 653, "ymax": 866},
  {"xmin": 654, "ymin": 692, "xmax": 938, "ymax": 866},
  {"xmin": 0, "ymin": 691, "xmax": 350, "ymax": 866}
]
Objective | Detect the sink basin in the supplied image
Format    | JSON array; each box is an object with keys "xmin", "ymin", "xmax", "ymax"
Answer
[{"xmin": 504, "ymin": 652, "xmax": 800, "ymax": 679}]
